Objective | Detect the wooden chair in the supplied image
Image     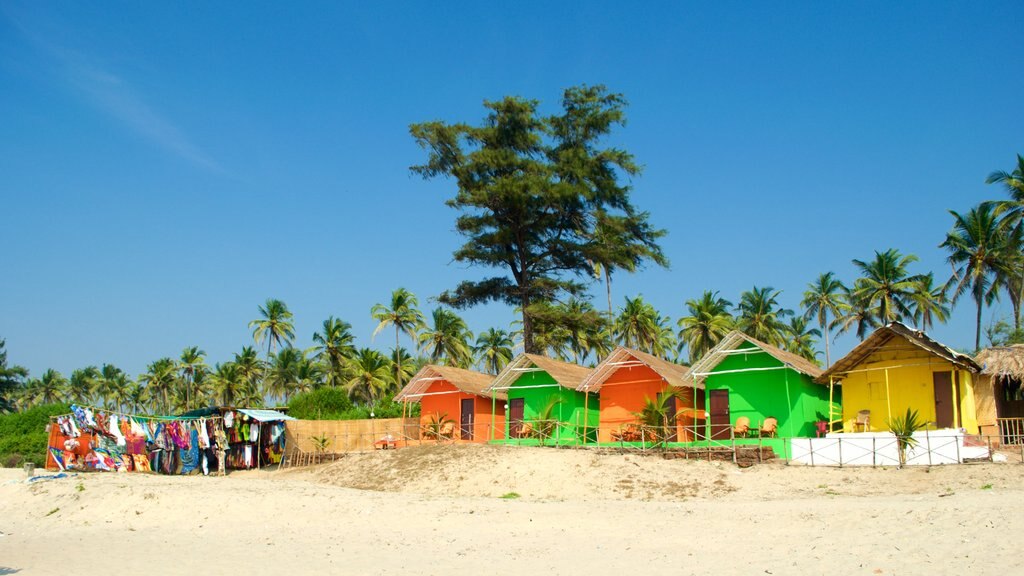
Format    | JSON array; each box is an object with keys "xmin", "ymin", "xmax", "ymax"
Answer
[
  {"xmin": 515, "ymin": 422, "xmax": 534, "ymax": 439},
  {"xmin": 439, "ymin": 421, "xmax": 456, "ymax": 440},
  {"xmin": 759, "ymin": 417, "xmax": 778, "ymax": 438},
  {"xmin": 854, "ymin": 410, "xmax": 871, "ymax": 432},
  {"xmin": 733, "ymin": 416, "xmax": 751, "ymax": 438}
]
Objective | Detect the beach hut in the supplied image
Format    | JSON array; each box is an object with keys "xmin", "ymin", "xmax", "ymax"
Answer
[
  {"xmin": 486, "ymin": 354, "xmax": 596, "ymax": 445},
  {"xmin": 973, "ymin": 345, "xmax": 1024, "ymax": 443},
  {"xmin": 688, "ymin": 331, "xmax": 832, "ymax": 440},
  {"xmin": 576, "ymin": 347, "xmax": 702, "ymax": 444},
  {"xmin": 395, "ymin": 365, "xmax": 506, "ymax": 442},
  {"xmin": 816, "ymin": 322, "xmax": 981, "ymax": 434}
]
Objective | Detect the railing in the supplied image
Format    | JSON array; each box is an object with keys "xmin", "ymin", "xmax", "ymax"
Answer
[{"xmin": 997, "ymin": 418, "xmax": 1024, "ymax": 445}]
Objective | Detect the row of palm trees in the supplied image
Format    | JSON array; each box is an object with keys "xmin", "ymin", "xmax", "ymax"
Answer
[{"xmin": 6, "ymin": 155, "xmax": 1022, "ymax": 415}]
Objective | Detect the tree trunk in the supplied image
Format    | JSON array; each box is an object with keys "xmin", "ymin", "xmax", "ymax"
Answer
[
  {"xmin": 823, "ymin": 318, "xmax": 831, "ymax": 368},
  {"xmin": 976, "ymin": 298, "xmax": 983, "ymax": 352},
  {"xmin": 395, "ymin": 328, "xmax": 402, "ymax": 388},
  {"xmin": 1017, "ymin": 267, "xmax": 1023, "ymax": 332},
  {"xmin": 522, "ymin": 292, "xmax": 536, "ymax": 354},
  {"xmin": 606, "ymin": 270, "xmax": 613, "ymax": 320}
]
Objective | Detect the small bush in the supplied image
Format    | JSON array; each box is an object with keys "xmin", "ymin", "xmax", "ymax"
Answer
[
  {"xmin": 0, "ymin": 403, "xmax": 70, "ymax": 467},
  {"xmin": 287, "ymin": 390, "xmax": 418, "ymax": 420}
]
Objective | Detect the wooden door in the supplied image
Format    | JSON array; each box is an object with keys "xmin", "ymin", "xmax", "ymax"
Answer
[
  {"xmin": 933, "ymin": 371, "xmax": 954, "ymax": 429},
  {"xmin": 709, "ymin": 389, "xmax": 730, "ymax": 440},
  {"xmin": 509, "ymin": 397, "xmax": 525, "ymax": 437},
  {"xmin": 658, "ymin": 391, "xmax": 678, "ymax": 442},
  {"xmin": 460, "ymin": 398, "xmax": 475, "ymax": 440}
]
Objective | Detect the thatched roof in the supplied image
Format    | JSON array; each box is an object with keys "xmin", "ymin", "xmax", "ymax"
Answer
[
  {"xmin": 816, "ymin": 322, "xmax": 980, "ymax": 383},
  {"xmin": 975, "ymin": 345, "xmax": 1024, "ymax": 380},
  {"xmin": 688, "ymin": 330, "xmax": 825, "ymax": 381},
  {"xmin": 577, "ymin": 347, "xmax": 699, "ymax": 392},
  {"xmin": 395, "ymin": 364, "xmax": 505, "ymax": 402},
  {"xmin": 487, "ymin": 353, "xmax": 591, "ymax": 392}
]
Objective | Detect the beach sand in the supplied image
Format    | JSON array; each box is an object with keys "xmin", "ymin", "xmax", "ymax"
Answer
[{"xmin": 2, "ymin": 444, "xmax": 1023, "ymax": 575}]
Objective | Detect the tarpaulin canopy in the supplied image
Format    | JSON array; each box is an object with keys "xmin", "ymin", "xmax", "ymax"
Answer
[{"xmin": 236, "ymin": 409, "xmax": 294, "ymax": 422}]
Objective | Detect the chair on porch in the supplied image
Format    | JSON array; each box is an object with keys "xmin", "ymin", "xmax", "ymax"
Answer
[
  {"xmin": 854, "ymin": 410, "xmax": 871, "ymax": 432},
  {"xmin": 733, "ymin": 416, "xmax": 751, "ymax": 438},
  {"xmin": 759, "ymin": 417, "xmax": 778, "ymax": 438}
]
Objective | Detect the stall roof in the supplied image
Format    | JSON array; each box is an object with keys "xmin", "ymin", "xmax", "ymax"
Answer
[{"xmin": 237, "ymin": 408, "xmax": 294, "ymax": 422}]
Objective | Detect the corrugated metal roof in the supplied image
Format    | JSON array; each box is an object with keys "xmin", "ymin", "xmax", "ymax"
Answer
[{"xmin": 236, "ymin": 408, "xmax": 294, "ymax": 421}]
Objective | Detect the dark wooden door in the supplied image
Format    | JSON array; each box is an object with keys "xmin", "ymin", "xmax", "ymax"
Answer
[
  {"xmin": 460, "ymin": 398, "xmax": 475, "ymax": 440},
  {"xmin": 933, "ymin": 371, "xmax": 954, "ymax": 428},
  {"xmin": 658, "ymin": 391, "xmax": 678, "ymax": 442},
  {"xmin": 509, "ymin": 397, "xmax": 525, "ymax": 437},
  {"xmin": 709, "ymin": 389, "xmax": 730, "ymax": 440}
]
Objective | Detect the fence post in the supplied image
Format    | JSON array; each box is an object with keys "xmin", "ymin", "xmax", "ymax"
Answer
[
  {"xmin": 839, "ymin": 436, "xmax": 844, "ymax": 468},
  {"xmin": 926, "ymin": 430, "xmax": 932, "ymax": 467},
  {"xmin": 988, "ymin": 435, "xmax": 994, "ymax": 463}
]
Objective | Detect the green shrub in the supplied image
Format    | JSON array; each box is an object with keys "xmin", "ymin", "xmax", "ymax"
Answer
[
  {"xmin": 287, "ymin": 389, "xmax": 418, "ymax": 420},
  {"xmin": 0, "ymin": 403, "xmax": 70, "ymax": 467}
]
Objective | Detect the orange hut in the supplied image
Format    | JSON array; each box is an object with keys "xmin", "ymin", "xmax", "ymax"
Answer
[
  {"xmin": 577, "ymin": 347, "xmax": 703, "ymax": 443},
  {"xmin": 396, "ymin": 365, "xmax": 506, "ymax": 442}
]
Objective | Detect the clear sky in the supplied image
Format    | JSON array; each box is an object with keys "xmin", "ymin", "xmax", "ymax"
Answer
[{"xmin": 2, "ymin": 2, "xmax": 1022, "ymax": 378}]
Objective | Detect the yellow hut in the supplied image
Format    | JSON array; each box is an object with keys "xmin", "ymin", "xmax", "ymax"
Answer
[{"xmin": 816, "ymin": 322, "xmax": 981, "ymax": 434}]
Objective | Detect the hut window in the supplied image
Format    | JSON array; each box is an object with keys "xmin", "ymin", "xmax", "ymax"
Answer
[{"xmin": 1004, "ymin": 378, "xmax": 1023, "ymax": 402}]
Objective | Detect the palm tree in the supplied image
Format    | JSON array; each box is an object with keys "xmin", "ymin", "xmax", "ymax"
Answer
[
  {"xmin": 677, "ymin": 291, "xmax": 734, "ymax": 363},
  {"xmin": 94, "ymin": 364, "xmax": 129, "ymax": 410},
  {"xmin": 312, "ymin": 316, "xmax": 356, "ymax": 388},
  {"xmin": 736, "ymin": 286, "xmax": 792, "ymax": 346},
  {"xmin": 800, "ymin": 273, "xmax": 847, "ymax": 367},
  {"xmin": 850, "ymin": 249, "xmax": 923, "ymax": 326},
  {"xmin": 211, "ymin": 362, "xmax": 244, "ymax": 406},
  {"xmin": 587, "ymin": 209, "xmax": 668, "ymax": 318},
  {"xmin": 265, "ymin": 347, "xmax": 305, "ymax": 403},
  {"xmin": 784, "ymin": 317, "xmax": 821, "ymax": 363},
  {"xmin": 139, "ymin": 358, "xmax": 178, "ymax": 414},
  {"xmin": 986, "ymin": 157, "xmax": 1024, "ymax": 331},
  {"xmin": 614, "ymin": 295, "xmax": 662, "ymax": 353},
  {"xmin": 0, "ymin": 339, "xmax": 28, "ymax": 413},
  {"xmin": 178, "ymin": 346, "xmax": 207, "ymax": 412},
  {"xmin": 123, "ymin": 381, "xmax": 147, "ymax": 413},
  {"xmin": 233, "ymin": 346, "xmax": 265, "ymax": 397},
  {"xmin": 941, "ymin": 204, "xmax": 1012, "ymax": 350},
  {"xmin": 908, "ymin": 273, "xmax": 951, "ymax": 332},
  {"xmin": 473, "ymin": 328, "xmax": 515, "ymax": 375},
  {"xmin": 346, "ymin": 348, "xmax": 392, "ymax": 404},
  {"xmin": 832, "ymin": 287, "xmax": 879, "ymax": 340},
  {"xmin": 295, "ymin": 354, "xmax": 325, "ymax": 394},
  {"xmin": 371, "ymin": 288, "xmax": 425, "ymax": 389},
  {"xmin": 249, "ymin": 298, "xmax": 296, "ymax": 357},
  {"xmin": 27, "ymin": 369, "xmax": 68, "ymax": 406},
  {"xmin": 418, "ymin": 308, "xmax": 474, "ymax": 367},
  {"xmin": 68, "ymin": 366, "xmax": 99, "ymax": 404}
]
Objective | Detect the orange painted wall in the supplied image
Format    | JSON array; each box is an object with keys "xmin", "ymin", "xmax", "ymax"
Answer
[
  {"xmin": 596, "ymin": 365, "xmax": 701, "ymax": 443},
  {"xmin": 418, "ymin": 380, "xmax": 506, "ymax": 442}
]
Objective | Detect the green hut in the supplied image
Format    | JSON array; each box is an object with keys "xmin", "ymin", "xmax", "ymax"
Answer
[
  {"xmin": 688, "ymin": 331, "xmax": 836, "ymax": 448},
  {"xmin": 486, "ymin": 353, "xmax": 597, "ymax": 445}
]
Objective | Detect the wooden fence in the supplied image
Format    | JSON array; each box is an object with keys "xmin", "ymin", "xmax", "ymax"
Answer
[{"xmin": 285, "ymin": 418, "xmax": 420, "ymax": 455}]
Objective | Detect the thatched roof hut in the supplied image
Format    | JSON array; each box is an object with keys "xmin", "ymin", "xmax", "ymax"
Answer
[{"xmin": 975, "ymin": 345, "xmax": 1024, "ymax": 381}]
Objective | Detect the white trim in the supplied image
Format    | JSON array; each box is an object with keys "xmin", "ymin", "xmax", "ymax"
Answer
[{"xmin": 691, "ymin": 365, "xmax": 789, "ymax": 377}]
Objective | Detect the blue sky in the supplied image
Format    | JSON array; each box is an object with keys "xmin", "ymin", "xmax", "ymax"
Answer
[{"xmin": 2, "ymin": 2, "xmax": 1022, "ymax": 378}]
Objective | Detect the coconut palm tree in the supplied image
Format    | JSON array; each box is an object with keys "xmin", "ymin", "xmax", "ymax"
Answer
[
  {"xmin": 139, "ymin": 358, "xmax": 178, "ymax": 414},
  {"xmin": 677, "ymin": 291, "xmax": 734, "ymax": 363},
  {"xmin": 123, "ymin": 381, "xmax": 147, "ymax": 414},
  {"xmin": 249, "ymin": 298, "xmax": 296, "ymax": 357},
  {"xmin": 736, "ymin": 286, "xmax": 792, "ymax": 347},
  {"xmin": 68, "ymin": 366, "xmax": 99, "ymax": 405},
  {"xmin": 418, "ymin": 308, "xmax": 474, "ymax": 367},
  {"xmin": 178, "ymin": 346, "xmax": 207, "ymax": 412},
  {"xmin": 473, "ymin": 328, "xmax": 515, "ymax": 375},
  {"xmin": 312, "ymin": 316, "xmax": 356, "ymax": 388},
  {"xmin": 986, "ymin": 155, "xmax": 1024, "ymax": 329},
  {"xmin": 941, "ymin": 204, "xmax": 1013, "ymax": 350},
  {"xmin": 233, "ymin": 346, "xmax": 265, "ymax": 396},
  {"xmin": 210, "ymin": 363, "xmax": 243, "ymax": 406},
  {"xmin": 784, "ymin": 317, "xmax": 821, "ymax": 363},
  {"xmin": 587, "ymin": 209, "xmax": 668, "ymax": 318},
  {"xmin": 26, "ymin": 369, "xmax": 68, "ymax": 406},
  {"xmin": 0, "ymin": 339, "xmax": 27, "ymax": 413},
  {"xmin": 264, "ymin": 347, "xmax": 305, "ymax": 403},
  {"xmin": 850, "ymin": 249, "xmax": 923, "ymax": 326},
  {"xmin": 800, "ymin": 273, "xmax": 847, "ymax": 367},
  {"xmin": 371, "ymin": 288, "xmax": 425, "ymax": 389},
  {"xmin": 614, "ymin": 295, "xmax": 662, "ymax": 353},
  {"xmin": 908, "ymin": 273, "xmax": 951, "ymax": 332},
  {"xmin": 832, "ymin": 287, "xmax": 879, "ymax": 340},
  {"xmin": 94, "ymin": 364, "xmax": 129, "ymax": 410},
  {"xmin": 346, "ymin": 348, "xmax": 392, "ymax": 404}
]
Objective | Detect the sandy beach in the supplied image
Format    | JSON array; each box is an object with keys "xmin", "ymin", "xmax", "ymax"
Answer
[{"xmin": 2, "ymin": 444, "xmax": 1023, "ymax": 575}]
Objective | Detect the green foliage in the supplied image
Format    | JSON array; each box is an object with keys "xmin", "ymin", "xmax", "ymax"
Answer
[
  {"xmin": 0, "ymin": 403, "xmax": 70, "ymax": 467},
  {"xmin": 986, "ymin": 318, "xmax": 1024, "ymax": 346},
  {"xmin": 422, "ymin": 412, "xmax": 456, "ymax": 440},
  {"xmin": 534, "ymin": 395, "xmax": 564, "ymax": 444},
  {"xmin": 887, "ymin": 408, "xmax": 926, "ymax": 467},
  {"xmin": 500, "ymin": 492, "xmax": 521, "ymax": 499},
  {"xmin": 310, "ymin": 434, "xmax": 331, "ymax": 453},
  {"xmin": 288, "ymin": 387, "xmax": 354, "ymax": 420},
  {"xmin": 410, "ymin": 85, "xmax": 665, "ymax": 353}
]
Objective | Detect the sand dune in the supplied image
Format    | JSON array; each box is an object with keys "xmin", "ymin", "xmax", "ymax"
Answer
[{"xmin": 2, "ymin": 445, "xmax": 1023, "ymax": 575}]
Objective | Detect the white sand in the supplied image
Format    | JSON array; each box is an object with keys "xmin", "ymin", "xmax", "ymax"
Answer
[{"xmin": 2, "ymin": 444, "xmax": 1023, "ymax": 575}]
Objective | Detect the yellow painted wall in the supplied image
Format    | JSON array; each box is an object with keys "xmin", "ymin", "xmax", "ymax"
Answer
[{"xmin": 837, "ymin": 336, "xmax": 980, "ymax": 434}]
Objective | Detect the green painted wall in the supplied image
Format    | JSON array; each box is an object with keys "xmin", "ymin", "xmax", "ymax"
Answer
[
  {"xmin": 501, "ymin": 369, "xmax": 598, "ymax": 444},
  {"xmin": 704, "ymin": 341, "xmax": 838, "ymax": 438}
]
